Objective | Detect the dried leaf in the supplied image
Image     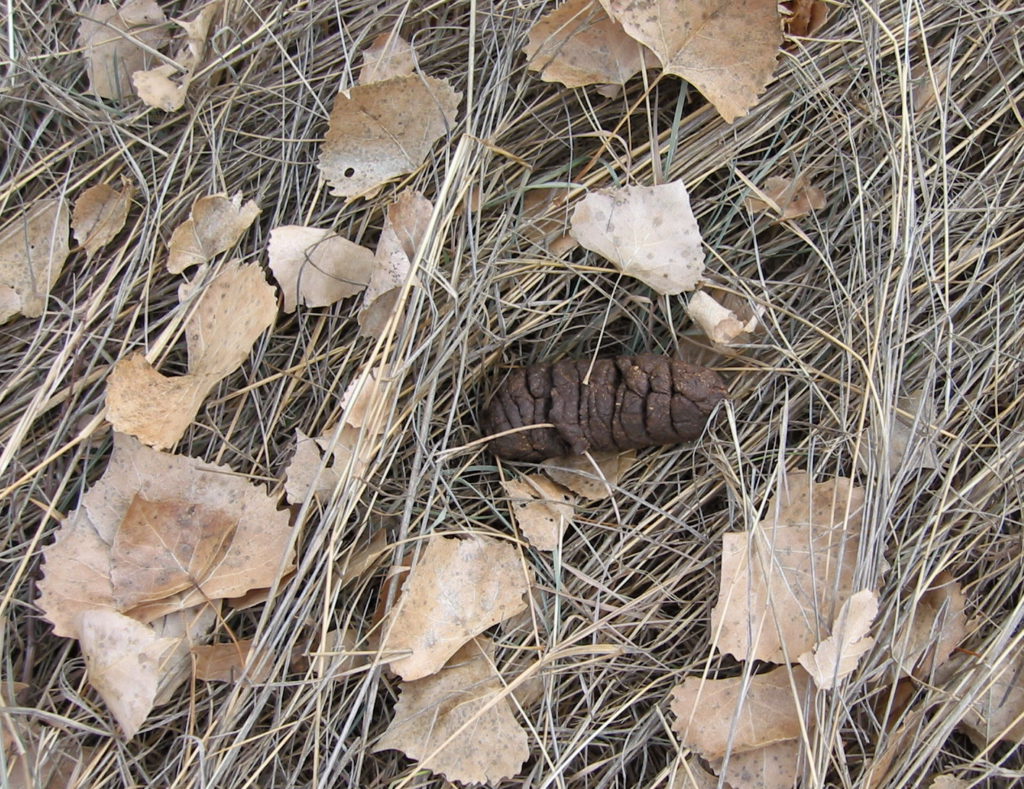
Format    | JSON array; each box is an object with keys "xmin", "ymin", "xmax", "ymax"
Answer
[
  {"xmin": 710, "ymin": 473, "xmax": 865, "ymax": 662},
  {"xmin": 856, "ymin": 389, "xmax": 942, "ymax": 477},
  {"xmin": 132, "ymin": 64, "xmax": 188, "ymax": 111},
  {"xmin": 381, "ymin": 534, "xmax": 532, "ymax": 680},
  {"xmin": 928, "ymin": 777, "xmax": 970, "ymax": 789},
  {"xmin": 375, "ymin": 637, "xmax": 529, "ymax": 784},
  {"xmin": 893, "ymin": 571, "xmax": 967, "ymax": 678},
  {"xmin": 542, "ymin": 450, "xmax": 635, "ymax": 500},
  {"xmin": 166, "ymin": 193, "xmax": 260, "ymax": 274},
  {"xmin": 359, "ymin": 31, "xmax": 418, "ymax": 84},
  {"xmin": 267, "ymin": 225, "xmax": 374, "ymax": 312},
  {"xmin": 708, "ymin": 738, "xmax": 802, "ymax": 789},
  {"xmin": 307, "ymin": 628, "xmax": 368, "ymax": 679},
  {"xmin": 174, "ymin": 1, "xmax": 221, "ymax": 71},
  {"xmin": 667, "ymin": 756, "xmax": 722, "ymax": 789},
  {"xmin": 318, "ymin": 76, "xmax": 461, "ymax": 199},
  {"xmin": 78, "ymin": 1, "xmax": 168, "ymax": 100},
  {"xmin": 519, "ymin": 186, "xmax": 575, "ymax": 252},
  {"xmin": 0, "ymin": 198, "xmax": 71, "ymax": 323},
  {"xmin": 37, "ymin": 432, "xmax": 293, "ymax": 636},
  {"xmin": 798, "ymin": 589, "xmax": 878, "ymax": 689},
  {"xmin": 340, "ymin": 365, "xmax": 389, "ymax": 432},
  {"xmin": 670, "ymin": 665, "xmax": 814, "ymax": 760},
  {"xmin": 600, "ymin": 0, "xmax": 781, "ymax": 122},
  {"xmin": 503, "ymin": 474, "xmax": 575, "ymax": 551},
  {"xmin": 687, "ymin": 290, "xmax": 761, "ymax": 346},
  {"xmin": 570, "ymin": 182, "xmax": 705, "ymax": 295},
  {"xmin": 193, "ymin": 639, "xmax": 270, "ymax": 682},
  {"xmin": 3, "ymin": 721, "xmax": 98, "ymax": 789},
  {"xmin": 72, "ymin": 179, "xmax": 134, "ymax": 258},
  {"xmin": 523, "ymin": 0, "xmax": 652, "ymax": 89},
  {"xmin": 912, "ymin": 61, "xmax": 950, "ymax": 117},
  {"xmin": 107, "ymin": 260, "xmax": 277, "ymax": 448},
  {"xmin": 132, "ymin": 2, "xmax": 221, "ymax": 110},
  {"xmin": 745, "ymin": 175, "xmax": 826, "ymax": 220},
  {"xmin": 783, "ymin": 0, "xmax": 829, "ymax": 38},
  {"xmin": 958, "ymin": 650, "xmax": 1024, "ymax": 746},
  {"xmin": 284, "ymin": 429, "xmax": 341, "ymax": 503}
]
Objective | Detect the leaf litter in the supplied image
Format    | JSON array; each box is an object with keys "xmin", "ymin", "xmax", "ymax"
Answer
[
  {"xmin": 72, "ymin": 179, "xmax": 134, "ymax": 258},
  {"xmin": 267, "ymin": 225, "xmax": 374, "ymax": 312},
  {"xmin": 0, "ymin": 198, "xmax": 71, "ymax": 323},
  {"xmin": 77, "ymin": 0, "xmax": 168, "ymax": 101},
  {"xmin": 166, "ymin": 192, "xmax": 260, "ymax": 274}
]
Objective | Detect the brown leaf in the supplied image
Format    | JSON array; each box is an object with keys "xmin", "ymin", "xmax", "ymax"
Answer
[
  {"xmin": 359, "ymin": 31, "xmax": 418, "ymax": 84},
  {"xmin": 570, "ymin": 182, "xmax": 705, "ymax": 295},
  {"xmin": 670, "ymin": 665, "xmax": 814, "ymax": 760},
  {"xmin": 958, "ymin": 650, "xmax": 1024, "ymax": 746},
  {"xmin": 783, "ymin": 0, "xmax": 829, "ymax": 38},
  {"xmin": 3, "ymin": 721, "xmax": 99, "ymax": 789},
  {"xmin": 72, "ymin": 179, "xmax": 134, "ymax": 258},
  {"xmin": 267, "ymin": 226, "xmax": 374, "ymax": 312},
  {"xmin": 542, "ymin": 450, "xmax": 635, "ymax": 500},
  {"xmin": 78, "ymin": 1, "xmax": 168, "ymax": 101},
  {"xmin": 894, "ymin": 571, "xmax": 967, "ymax": 678},
  {"xmin": 710, "ymin": 473, "xmax": 865, "ymax": 662},
  {"xmin": 523, "ymin": 0, "xmax": 652, "ymax": 89},
  {"xmin": 745, "ymin": 175, "xmax": 826, "ymax": 220},
  {"xmin": 37, "ymin": 432, "xmax": 293, "ymax": 636},
  {"xmin": 306, "ymin": 628, "xmax": 368, "ymax": 679},
  {"xmin": 318, "ymin": 76, "xmax": 461, "ymax": 199},
  {"xmin": 166, "ymin": 193, "xmax": 260, "ymax": 274},
  {"xmin": 283, "ymin": 429, "xmax": 341, "ymax": 503},
  {"xmin": 381, "ymin": 534, "xmax": 532, "ymax": 680},
  {"xmin": 0, "ymin": 198, "xmax": 71, "ymax": 323},
  {"xmin": 797, "ymin": 589, "xmax": 878, "ymax": 689},
  {"xmin": 708, "ymin": 738, "xmax": 802, "ymax": 789},
  {"xmin": 856, "ymin": 389, "xmax": 942, "ymax": 477},
  {"xmin": 193, "ymin": 639, "xmax": 270, "ymax": 682},
  {"xmin": 132, "ymin": 65, "xmax": 188, "ymax": 111},
  {"xmin": 375, "ymin": 637, "xmax": 529, "ymax": 784},
  {"xmin": 600, "ymin": 0, "xmax": 782, "ymax": 122},
  {"xmin": 502, "ymin": 474, "xmax": 574, "ymax": 551}
]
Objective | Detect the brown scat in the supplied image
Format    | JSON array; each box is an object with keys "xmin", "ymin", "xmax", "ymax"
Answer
[{"xmin": 481, "ymin": 354, "xmax": 728, "ymax": 461}]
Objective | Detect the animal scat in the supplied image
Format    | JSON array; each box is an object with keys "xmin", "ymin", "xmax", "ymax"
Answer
[{"xmin": 480, "ymin": 354, "xmax": 728, "ymax": 461}]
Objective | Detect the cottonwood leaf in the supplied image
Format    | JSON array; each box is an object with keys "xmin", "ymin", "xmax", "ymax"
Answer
[
  {"xmin": 267, "ymin": 225, "xmax": 374, "ymax": 312},
  {"xmin": 502, "ymin": 474, "xmax": 574, "ymax": 551},
  {"xmin": 783, "ymin": 0, "xmax": 829, "ymax": 38},
  {"xmin": 542, "ymin": 450, "xmax": 635, "ymax": 500},
  {"xmin": 600, "ymin": 0, "xmax": 782, "ymax": 123},
  {"xmin": 359, "ymin": 31, "xmax": 418, "ymax": 84},
  {"xmin": 523, "ymin": 0, "xmax": 652, "ymax": 89},
  {"xmin": 708, "ymin": 738, "xmax": 802, "ymax": 789},
  {"xmin": 166, "ymin": 193, "xmax": 260, "ymax": 274},
  {"xmin": 570, "ymin": 182, "xmax": 704, "ymax": 295},
  {"xmin": 0, "ymin": 198, "xmax": 70, "ymax": 323},
  {"xmin": 192, "ymin": 639, "xmax": 270, "ymax": 682},
  {"xmin": 107, "ymin": 260, "xmax": 277, "ymax": 448},
  {"xmin": 375, "ymin": 637, "xmax": 529, "ymax": 784},
  {"xmin": 856, "ymin": 389, "xmax": 942, "ymax": 477},
  {"xmin": 359, "ymin": 189, "xmax": 433, "ymax": 337},
  {"xmin": 72, "ymin": 180, "xmax": 133, "ymax": 258},
  {"xmin": 381, "ymin": 534, "xmax": 532, "ymax": 680},
  {"xmin": 132, "ymin": 64, "xmax": 188, "ymax": 111},
  {"xmin": 710, "ymin": 472, "xmax": 866, "ymax": 662},
  {"xmin": 284, "ymin": 429, "xmax": 341, "ymax": 503},
  {"xmin": 670, "ymin": 666, "xmax": 814, "ymax": 760},
  {"xmin": 746, "ymin": 175, "xmax": 826, "ymax": 220},
  {"xmin": 318, "ymin": 76, "xmax": 461, "ymax": 199},
  {"xmin": 78, "ymin": 1, "xmax": 168, "ymax": 101},
  {"xmin": 798, "ymin": 589, "xmax": 878, "ymax": 690},
  {"xmin": 958, "ymin": 650, "xmax": 1024, "ymax": 746},
  {"xmin": 37, "ymin": 432, "xmax": 293, "ymax": 636},
  {"xmin": 687, "ymin": 290, "xmax": 761, "ymax": 346},
  {"xmin": 892, "ymin": 571, "xmax": 967, "ymax": 677}
]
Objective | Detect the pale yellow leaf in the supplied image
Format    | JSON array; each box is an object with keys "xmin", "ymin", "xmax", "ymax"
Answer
[
  {"xmin": 318, "ymin": 76, "xmax": 461, "ymax": 199},
  {"xmin": 381, "ymin": 534, "xmax": 532, "ymax": 680},
  {"xmin": 166, "ymin": 193, "xmax": 260, "ymax": 274},
  {"xmin": 132, "ymin": 64, "xmax": 188, "ymax": 111},
  {"xmin": 523, "ymin": 0, "xmax": 652, "ymax": 88},
  {"xmin": 688, "ymin": 290, "xmax": 761, "ymax": 346},
  {"xmin": 0, "ymin": 198, "xmax": 70, "ymax": 323},
  {"xmin": 798, "ymin": 589, "xmax": 878, "ymax": 689},
  {"xmin": 570, "ymin": 182, "xmax": 704, "ymax": 295},
  {"xmin": 72, "ymin": 179, "xmax": 133, "ymax": 258},
  {"xmin": 340, "ymin": 365, "xmax": 389, "ymax": 432},
  {"xmin": 541, "ymin": 449, "xmax": 635, "ymax": 500},
  {"xmin": 267, "ymin": 225, "xmax": 374, "ymax": 312},
  {"xmin": 359, "ymin": 31, "xmax": 418, "ymax": 84},
  {"xmin": 670, "ymin": 665, "xmax": 814, "ymax": 760},
  {"xmin": 78, "ymin": 1, "xmax": 168, "ymax": 101},
  {"xmin": 600, "ymin": 0, "xmax": 782, "ymax": 123},
  {"xmin": 375, "ymin": 637, "xmax": 529, "ymax": 784},
  {"xmin": 502, "ymin": 474, "xmax": 574, "ymax": 551}
]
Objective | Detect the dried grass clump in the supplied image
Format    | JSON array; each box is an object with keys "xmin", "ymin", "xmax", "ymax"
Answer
[{"xmin": 1, "ymin": 0, "xmax": 1022, "ymax": 786}]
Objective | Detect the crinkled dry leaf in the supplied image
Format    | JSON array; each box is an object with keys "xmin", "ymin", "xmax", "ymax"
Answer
[
  {"xmin": 600, "ymin": 0, "xmax": 781, "ymax": 122},
  {"xmin": 670, "ymin": 666, "xmax": 814, "ymax": 760},
  {"xmin": 542, "ymin": 449, "xmax": 635, "ymax": 500},
  {"xmin": 340, "ymin": 365, "xmax": 389, "ymax": 432},
  {"xmin": 783, "ymin": 0, "xmax": 829, "ymax": 38},
  {"xmin": 570, "ymin": 182, "xmax": 705, "ymax": 295},
  {"xmin": 318, "ymin": 76, "xmax": 461, "ymax": 199},
  {"xmin": 174, "ymin": 1, "xmax": 221, "ymax": 72},
  {"xmin": 284, "ymin": 429, "xmax": 341, "ymax": 503},
  {"xmin": 381, "ymin": 534, "xmax": 532, "ymax": 680},
  {"xmin": 688, "ymin": 290, "xmax": 761, "ymax": 346},
  {"xmin": 746, "ymin": 175, "xmax": 826, "ymax": 220},
  {"xmin": 523, "ymin": 0, "xmax": 652, "ymax": 89},
  {"xmin": 503, "ymin": 474, "xmax": 574, "ymax": 551},
  {"xmin": 37, "ymin": 432, "xmax": 293, "ymax": 636},
  {"xmin": 132, "ymin": 64, "xmax": 188, "ymax": 111},
  {"xmin": 78, "ymin": 1, "xmax": 168, "ymax": 101},
  {"xmin": 193, "ymin": 639, "xmax": 270, "ymax": 682},
  {"xmin": 359, "ymin": 31, "xmax": 418, "ymax": 84},
  {"xmin": 958, "ymin": 650, "xmax": 1024, "ymax": 746},
  {"xmin": 267, "ymin": 225, "xmax": 374, "ymax": 312},
  {"xmin": 709, "ymin": 738, "xmax": 802, "ymax": 789},
  {"xmin": 166, "ymin": 193, "xmax": 260, "ymax": 274},
  {"xmin": 857, "ymin": 389, "xmax": 942, "ymax": 477},
  {"xmin": 359, "ymin": 189, "xmax": 433, "ymax": 337},
  {"xmin": 107, "ymin": 261, "xmax": 276, "ymax": 448},
  {"xmin": 0, "ymin": 198, "xmax": 71, "ymax": 323},
  {"xmin": 798, "ymin": 589, "xmax": 878, "ymax": 690},
  {"xmin": 710, "ymin": 473, "xmax": 866, "ymax": 662},
  {"xmin": 72, "ymin": 180, "xmax": 133, "ymax": 258},
  {"xmin": 893, "ymin": 571, "xmax": 967, "ymax": 678},
  {"xmin": 375, "ymin": 637, "xmax": 529, "ymax": 784}
]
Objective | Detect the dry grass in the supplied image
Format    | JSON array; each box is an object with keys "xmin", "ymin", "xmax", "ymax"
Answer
[{"xmin": 2, "ymin": 0, "xmax": 1023, "ymax": 786}]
